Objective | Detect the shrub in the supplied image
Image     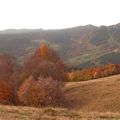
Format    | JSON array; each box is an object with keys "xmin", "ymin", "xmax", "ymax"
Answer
[
  {"xmin": 17, "ymin": 76, "xmax": 65, "ymax": 107},
  {"xmin": 0, "ymin": 80, "xmax": 13, "ymax": 104}
]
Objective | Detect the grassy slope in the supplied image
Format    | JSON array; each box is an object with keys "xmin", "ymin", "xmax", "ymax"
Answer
[
  {"xmin": 1, "ymin": 74, "xmax": 120, "ymax": 119},
  {"xmin": 65, "ymin": 74, "xmax": 120, "ymax": 112},
  {"xmin": 0, "ymin": 105, "xmax": 120, "ymax": 120}
]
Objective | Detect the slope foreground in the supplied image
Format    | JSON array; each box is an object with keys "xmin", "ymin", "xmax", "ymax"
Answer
[
  {"xmin": 65, "ymin": 74, "xmax": 120, "ymax": 112},
  {"xmin": 0, "ymin": 105, "xmax": 120, "ymax": 120},
  {"xmin": 0, "ymin": 74, "xmax": 120, "ymax": 119}
]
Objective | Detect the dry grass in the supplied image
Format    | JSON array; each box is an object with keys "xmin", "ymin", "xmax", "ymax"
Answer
[
  {"xmin": 0, "ymin": 105, "xmax": 120, "ymax": 120},
  {"xmin": 65, "ymin": 74, "xmax": 120, "ymax": 112}
]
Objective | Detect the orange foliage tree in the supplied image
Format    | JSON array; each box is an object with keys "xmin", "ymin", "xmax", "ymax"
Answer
[
  {"xmin": 0, "ymin": 53, "xmax": 20, "ymax": 104},
  {"xmin": 21, "ymin": 43, "xmax": 67, "ymax": 82},
  {"xmin": 0, "ymin": 53, "xmax": 16, "ymax": 81},
  {"xmin": 18, "ymin": 43, "xmax": 67, "ymax": 107},
  {"xmin": 0, "ymin": 80, "xmax": 13, "ymax": 104},
  {"xmin": 68, "ymin": 64, "xmax": 120, "ymax": 81},
  {"xmin": 39, "ymin": 43, "xmax": 49, "ymax": 59},
  {"xmin": 17, "ymin": 76, "xmax": 64, "ymax": 107}
]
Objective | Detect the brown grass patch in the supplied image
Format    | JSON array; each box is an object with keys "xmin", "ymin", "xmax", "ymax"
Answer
[
  {"xmin": 65, "ymin": 74, "xmax": 120, "ymax": 112},
  {"xmin": 0, "ymin": 105, "xmax": 120, "ymax": 120}
]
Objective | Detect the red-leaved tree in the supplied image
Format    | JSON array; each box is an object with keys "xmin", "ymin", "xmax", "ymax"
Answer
[
  {"xmin": 21, "ymin": 43, "xmax": 67, "ymax": 82},
  {"xmin": 0, "ymin": 80, "xmax": 13, "ymax": 104},
  {"xmin": 17, "ymin": 76, "xmax": 64, "ymax": 107}
]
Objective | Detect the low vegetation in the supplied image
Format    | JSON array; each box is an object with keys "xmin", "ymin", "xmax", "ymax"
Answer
[
  {"xmin": 18, "ymin": 77, "xmax": 64, "ymax": 107},
  {"xmin": 68, "ymin": 64, "xmax": 120, "ymax": 81}
]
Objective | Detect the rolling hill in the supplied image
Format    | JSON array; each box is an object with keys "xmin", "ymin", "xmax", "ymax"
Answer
[
  {"xmin": 1, "ymin": 74, "xmax": 120, "ymax": 119},
  {"xmin": 65, "ymin": 74, "xmax": 120, "ymax": 112},
  {"xmin": 0, "ymin": 23, "xmax": 120, "ymax": 67}
]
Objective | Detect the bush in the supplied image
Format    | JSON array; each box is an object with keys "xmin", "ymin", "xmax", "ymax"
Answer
[
  {"xmin": 17, "ymin": 76, "xmax": 65, "ymax": 107},
  {"xmin": 0, "ymin": 80, "xmax": 13, "ymax": 104}
]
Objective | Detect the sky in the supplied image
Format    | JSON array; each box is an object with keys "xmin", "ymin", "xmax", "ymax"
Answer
[{"xmin": 0, "ymin": 0, "xmax": 120, "ymax": 30}]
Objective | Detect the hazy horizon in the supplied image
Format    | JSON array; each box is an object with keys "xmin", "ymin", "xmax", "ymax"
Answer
[
  {"xmin": 0, "ymin": 0, "xmax": 120, "ymax": 30},
  {"xmin": 0, "ymin": 23, "xmax": 120, "ymax": 31}
]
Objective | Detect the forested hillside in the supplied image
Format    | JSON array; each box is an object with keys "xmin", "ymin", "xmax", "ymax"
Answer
[{"xmin": 0, "ymin": 23, "xmax": 120, "ymax": 67}]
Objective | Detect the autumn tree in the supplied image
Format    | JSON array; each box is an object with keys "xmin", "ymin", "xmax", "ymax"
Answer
[
  {"xmin": 0, "ymin": 53, "xmax": 16, "ymax": 81},
  {"xmin": 68, "ymin": 64, "xmax": 120, "ymax": 81},
  {"xmin": 103, "ymin": 64, "xmax": 120, "ymax": 76},
  {"xmin": 17, "ymin": 76, "xmax": 65, "ymax": 107},
  {"xmin": 0, "ymin": 80, "xmax": 13, "ymax": 104},
  {"xmin": 39, "ymin": 43, "xmax": 49, "ymax": 59},
  {"xmin": 21, "ymin": 43, "xmax": 67, "ymax": 82},
  {"xmin": 0, "ymin": 53, "xmax": 22, "ymax": 104},
  {"xmin": 17, "ymin": 43, "xmax": 67, "ymax": 107}
]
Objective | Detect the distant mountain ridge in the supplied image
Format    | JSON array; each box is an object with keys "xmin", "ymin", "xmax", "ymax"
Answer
[{"xmin": 0, "ymin": 23, "xmax": 120, "ymax": 68}]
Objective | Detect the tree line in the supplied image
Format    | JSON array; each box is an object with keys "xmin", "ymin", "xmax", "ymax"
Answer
[{"xmin": 68, "ymin": 64, "xmax": 120, "ymax": 81}]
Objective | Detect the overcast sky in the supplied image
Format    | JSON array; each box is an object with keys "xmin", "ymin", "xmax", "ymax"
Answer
[{"xmin": 0, "ymin": 0, "xmax": 120, "ymax": 30}]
